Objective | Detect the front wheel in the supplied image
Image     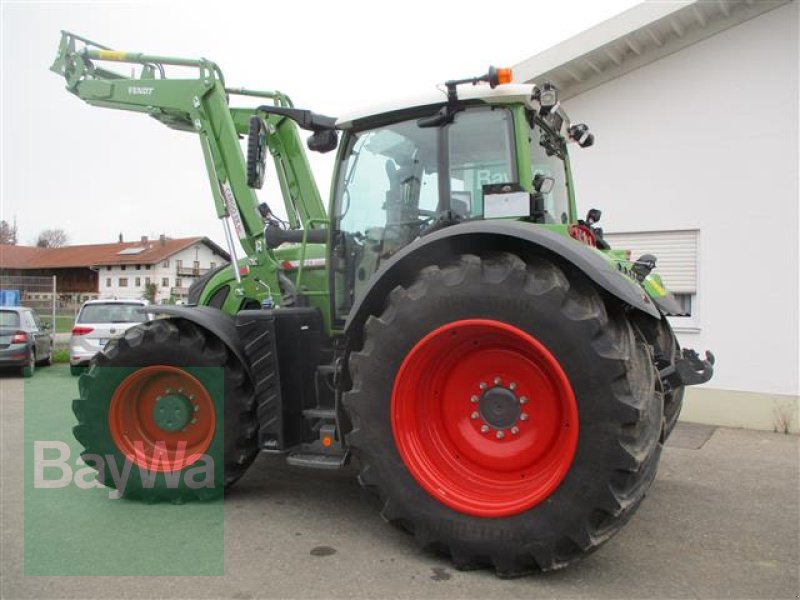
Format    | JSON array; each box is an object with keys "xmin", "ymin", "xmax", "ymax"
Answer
[
  {"xmin": 344, "ymin": 253, "xmax": 663, "ymax": 576},
  {"xmin": 73, "ymin": 318, "xmax": 258, "ymax": 501}
]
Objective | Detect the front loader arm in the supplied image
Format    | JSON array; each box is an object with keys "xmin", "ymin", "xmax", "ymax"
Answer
[{"xmin": 50, "ymin": 31, "xmax": 327, "ymax": 258}]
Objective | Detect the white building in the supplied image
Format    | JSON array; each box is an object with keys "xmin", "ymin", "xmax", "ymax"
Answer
[
  {"xmin": 514, "ymin": 0, "xmax": 798, "ymax": 432},
  {"xmin": 1, "ymin": 235, "xmax": 229, "ymax": 305},
  {"xmin": 99, "ymin": 236, "xmax": 227, "ymax": 303}
]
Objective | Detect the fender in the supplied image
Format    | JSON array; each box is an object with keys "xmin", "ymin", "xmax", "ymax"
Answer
[
  {"xmin": 145, "ymin": 305, "xmax": 250, "ymax": 376},
  {"xmin": 344, "ymin": 220, "xmax": 660, "ymax": 337}
]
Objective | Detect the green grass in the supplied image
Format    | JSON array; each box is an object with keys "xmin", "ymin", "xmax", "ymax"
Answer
[
  {"xmin": 52, "ymin": 348, "xmax": 70, "ymax": 363},
  {"xmin": 41, "ymin": 314, "xmax": 75, "ymax": 333},
  {"xmin": 23, "ymin": 365, "xmax": 225, "ymax": 576}
]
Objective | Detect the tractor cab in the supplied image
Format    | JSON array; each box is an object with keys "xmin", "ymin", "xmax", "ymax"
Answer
[{"xmin": 330, "ymin": 73, "xmax": 593, "ymax": 322}]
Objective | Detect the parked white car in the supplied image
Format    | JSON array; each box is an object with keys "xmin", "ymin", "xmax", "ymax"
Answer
[{"xmin": 69, "ymin": 299, "xmax": 153, "ymax": 375}]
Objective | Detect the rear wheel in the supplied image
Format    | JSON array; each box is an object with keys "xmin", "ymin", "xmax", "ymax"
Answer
[
  {"xmin": 636, "ymin": 315, "xmax": 685, "ymax": 440},
  {"xmin": 73, "ymin": 318, "xmax": 258, "ymax": 501},
  {"xmin": 344, "ymin": 253, "xmax": 662, "ymax": 575},
  {"xmin": 22, "ymin": 350, "xmax": 35, "ymax": 378}
]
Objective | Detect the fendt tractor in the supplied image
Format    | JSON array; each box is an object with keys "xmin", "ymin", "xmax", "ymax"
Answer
[{"xmin": 52, "ymin": 31, "xmax": 714, "ymax": 576}]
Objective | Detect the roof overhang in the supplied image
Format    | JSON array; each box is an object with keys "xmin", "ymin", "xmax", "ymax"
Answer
[{"xmin": 513, "ymin": 0, "xmax": 790, "ymax": 99}]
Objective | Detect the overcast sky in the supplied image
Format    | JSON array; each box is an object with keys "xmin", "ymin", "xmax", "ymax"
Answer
[{"xmin": 1, "ymin": 0, "xmax": 639, "ymax": 250}]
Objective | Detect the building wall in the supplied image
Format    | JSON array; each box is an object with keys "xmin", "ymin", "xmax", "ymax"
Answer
[
  {"xmin": 562, "ymin": 2, "xmax": 798, "ymax": 429},
  {"xmin": 99, "ymin": 242, "xmax": 226, "ymax": 303}
]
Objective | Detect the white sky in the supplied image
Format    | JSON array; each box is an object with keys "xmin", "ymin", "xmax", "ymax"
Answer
[{"xmin": 0, "ymin": 0, "xmax": 639, "ymax": 250}]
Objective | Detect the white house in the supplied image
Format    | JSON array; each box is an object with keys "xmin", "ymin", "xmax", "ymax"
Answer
[
  {"xmin": 514, "ymin": 0, "xmax": 798, "ymax": 432},
  {"xmin": 99, "ymin": 236, "xmax": 227, "ymax": 303},
  {"xmin": 1, "ymin": 235, "xmax": 229, "ymax": 305}
]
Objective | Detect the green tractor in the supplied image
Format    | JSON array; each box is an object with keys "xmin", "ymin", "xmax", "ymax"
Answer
[{"xmin": 52, "ymin": 32, "xmax": 714, "ymax": 576}]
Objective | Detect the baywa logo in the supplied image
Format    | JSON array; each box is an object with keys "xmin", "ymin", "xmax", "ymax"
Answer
[{"xmin": 33, "ymin": 441, "xmax": 215, "ymax": 499}]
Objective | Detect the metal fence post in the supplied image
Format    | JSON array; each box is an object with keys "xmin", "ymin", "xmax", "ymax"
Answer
[{"xmin": 52, "ymin": 275, "xmax": 57, "ymax": 333}]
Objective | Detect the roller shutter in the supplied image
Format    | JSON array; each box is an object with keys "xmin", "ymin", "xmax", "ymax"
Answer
[{"xmin": 604, "ymin": 230, "xmax": 699, "ymax": 293}]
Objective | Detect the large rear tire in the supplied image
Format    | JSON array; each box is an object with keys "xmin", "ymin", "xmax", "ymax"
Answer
[
  {"xmin": 344, "ymin": 253, "xmax": 662, "ymax": 576},
  {"xmin": 73, "ymin": 318, "xmax": 258, "ymax": 501},
  {"xmin": 635, "ymin": 315, "xmax": 685, "ymax": 440}
]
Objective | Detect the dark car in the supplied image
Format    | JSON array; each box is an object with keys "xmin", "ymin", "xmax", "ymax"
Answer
[{"xmin": 0, "ymin": 307, "xmax": 53, "ymax": 377}]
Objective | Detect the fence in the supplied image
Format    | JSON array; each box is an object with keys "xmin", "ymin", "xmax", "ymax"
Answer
[{"xmin": 0, "ymin": 275, "xmax": 82, "ymax": 333}]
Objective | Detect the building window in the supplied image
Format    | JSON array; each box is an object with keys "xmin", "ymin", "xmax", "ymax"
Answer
[
  {"xmin": 193, "ymin": 260, "xmax": 200, "ymax": 270},
  {"xmin": 176, "ymin": 278, "xmax": 182, "ymax": 288},
  {"xmin": 145, "ymin": 265, "xmax": 151, "ymax": 270},
  {"xmin": 162, "ymin": 259, "xmax": 169, "ymax": 267},
  {"xmin": 145, "ymin": 277, "xmax": 151, "ymax": 285},
  {"xmin": 162, "ymin": 277, "xmax": 169, "ymax": 287},
  {"xmin": 106, "ymin": 266, "xmax": 111, "ymax": 271},
  {"xmin": 120, "ymin": 265, "xmax": 126, "ymax": 271},
  {"xmin": 603, "ymin": 229, "xmax": 700, "ymax": 331},
  {"xmin": 176, "ymin": 259, "xmax": 183, "ymax": 269},
  {"xmin": 136, "ymin": 264, "xmax": 141, "ymax": 270},
  {"xmin": 135, "ymin": 277, "xmax": 141, "ymax": 287},
  {"xmin": 119, "ymin": 278, "xmax": 128, "ymax": 287},
  {"xmin": 106, "ymin": 278, "xmax": 111, "ymax": 287}
]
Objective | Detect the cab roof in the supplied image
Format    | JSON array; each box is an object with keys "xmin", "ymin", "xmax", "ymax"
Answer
[{"xmin": 335, "ymin": 83, "xmax": 537, "ymax": 129}]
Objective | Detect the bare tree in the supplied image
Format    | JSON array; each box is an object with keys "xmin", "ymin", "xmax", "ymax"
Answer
[
  {"xmin": 0, "ymin": 220, "xmax": 17, "ymax": 245},
  {"xmin": 36, "ymin": 228, "xmax": 69, "ymax": 248}
]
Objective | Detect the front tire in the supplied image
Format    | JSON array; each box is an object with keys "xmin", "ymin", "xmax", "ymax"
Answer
[
  {"xmin": 73, "ymin": 318, "xmax": 258, "ymax": 501},
  {"xmin": 344, "ymin": 253, "xmax": 662, "ymax": 575}
]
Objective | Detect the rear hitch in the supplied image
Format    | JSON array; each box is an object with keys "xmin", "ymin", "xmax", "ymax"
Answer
[{"xmin": 660, "ymin": 348, "xmax": 715, "ymax": 389}]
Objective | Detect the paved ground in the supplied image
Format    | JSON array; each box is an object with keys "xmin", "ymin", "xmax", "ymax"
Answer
[{"xmin": 1, "ymin": 365, "xmax": 798, "ymax": 599}]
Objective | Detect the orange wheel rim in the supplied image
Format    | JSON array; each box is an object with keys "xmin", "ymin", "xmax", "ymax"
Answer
[{"xmin": 108, "ymin": 366, "xmax": 216, "ymax": 472}]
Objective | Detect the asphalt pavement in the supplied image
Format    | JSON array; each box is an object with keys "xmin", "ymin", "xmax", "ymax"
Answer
[{"xmin": 1, "ymin": 365, "xmax": 798, "ymax": 599}]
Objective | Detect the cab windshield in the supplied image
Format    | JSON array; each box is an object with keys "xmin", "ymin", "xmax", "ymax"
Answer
[
  {"xmin": 529, "ymin": 117, "xmax": 571, "ymax": 224},
  {"xmin": 332, "ymin": 106, "xmax": 515, "ymax": 322}
]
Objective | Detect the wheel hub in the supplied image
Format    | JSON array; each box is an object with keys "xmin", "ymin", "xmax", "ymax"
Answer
[
  {"xmin": 152, "ymin": 393, "xmax": 193, "ymax": 432},
  {"xmin": 478, "ymin": 386, "xmax": 521, "ymax": 430}
]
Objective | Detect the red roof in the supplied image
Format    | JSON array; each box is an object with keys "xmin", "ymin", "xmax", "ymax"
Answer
[{"xmin": 0, "ymin": 237, "xmax": 229, "ymax": 270}]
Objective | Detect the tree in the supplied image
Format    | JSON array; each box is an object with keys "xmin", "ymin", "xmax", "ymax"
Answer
[
  {"xmin": 0, "ymin": 220, "xmax": 17, "ymax": 245},
  {"xmin": 143, "ymin": 282, "xmax": 158, "ymax": 304},
  {"xmin": 36, "ymin": 228, "xmax": 69, "ymax": 248}
]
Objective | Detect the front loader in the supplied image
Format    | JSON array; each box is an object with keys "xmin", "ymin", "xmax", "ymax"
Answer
[{"xmin": 51, "ymin": 32, "xmax": 714, "ymax": 576}]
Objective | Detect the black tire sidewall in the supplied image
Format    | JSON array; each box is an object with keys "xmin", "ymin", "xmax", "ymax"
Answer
[{"xmin": 347, "ymin": 258, "xmax": 657, "ymax": 561}]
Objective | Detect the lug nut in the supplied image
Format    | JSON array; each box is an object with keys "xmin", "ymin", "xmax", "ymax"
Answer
[
  {"xmin": 494, "ymin": 377, "xmax": 502, "ymax": 385},
  {"xmin": 496, "ymin": 431, "xmax": 505, "ymax": 439},
  {"xmin": 470, "ymin": 395, "xmax": 479, "ymax": 403},
  {"xmin": 520, "ymin": 413, "xmax": 529, "ymax": 421},
  {"xmin": 511, "ymin": 426, "xmax": 520, "ymax": 435},
  {"xmin": 509, "ymin": 382, "xmax": 517, "ymax": 390},
  {"xmin": 479, "ymin": 382, "xmax": 488, "ymax": 390},
  {"xmin": 480, "ymin": 425, "xmax": 489, "ymax": 434},
  {"xmin": 520, "ymin": 396, "xmax": 528, "ymax": 405},
  {"xmin": 470, "ymin": 411, "xmax": 479, "ymax": 420}
]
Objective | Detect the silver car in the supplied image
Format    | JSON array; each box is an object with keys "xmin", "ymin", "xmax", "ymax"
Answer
[{"xmin": 69, "ymin": 299, "xmax": 152, "ymax": 375}]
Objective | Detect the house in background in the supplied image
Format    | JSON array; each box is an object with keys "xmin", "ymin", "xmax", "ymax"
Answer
[
  {"xmin": 514, "ymin": 0, "xmax": 798, "ymax": 432},
  {"xmin": 0, "ymin": 235, "xmax": 229, "ymax": 304}
]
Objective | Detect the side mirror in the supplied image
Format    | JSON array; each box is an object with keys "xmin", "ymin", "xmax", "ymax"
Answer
[
  {"xmin": 533, "ymin": 173, "xmax": 555, "ymax": 194},
  {"xmin": 307, "ymin": 129, "xmax": 339, "ymax": 153},
  {"xmin": 586, "ymin": 208, "xmax": 602, "ymax": 225},
  {"xmin": 247, "ymin": 116, "xmax": 269, "ymax": 189}
]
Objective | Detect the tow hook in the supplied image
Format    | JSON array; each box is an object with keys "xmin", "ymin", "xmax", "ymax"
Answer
[{"xmin": 660, "ymin": 349, "xmax": 715, "ymax": 389}]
